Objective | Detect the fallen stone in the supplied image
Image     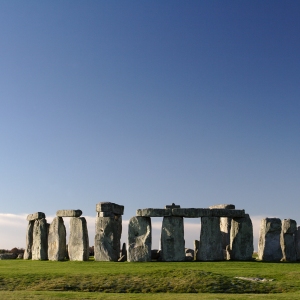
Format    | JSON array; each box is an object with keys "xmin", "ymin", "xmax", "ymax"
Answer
[
  {"xmin": 228, "ymin": 214, "xmax": 254, "ymax": 261},
  {"xmin": 136, "ymin": 208, "xmax": 172, "ymax": 217},
  {"xmin": 118, "ymin": 254, "xmax": 127, "ymax": 262},
  {"xmin": 23, "ymin": 220, "xmax": 34, "ymax": 260},
  {"xmin": 17, "ymin": 253, "xmax": 24, "ymax": 259},
  {"xmin": 56, "ymin": 210, "xmax": 82, "ymax": 217},
  {"xmin": 26, "ymin": 212, "xmax": 46, "ymax": 221},
  {"xmin": 185, "ymin": 252, "xmax": 194, "ymax": 261},
  {"xmin": 0, "ymin": 253, "xmax": 17, "ymax": 260},
  {"xmin": 198, "ymin": 217, "xmax": 223, "ymax": 261},
  {"xmin": 258, "ymin": 218, "xmax": 282, "ymax": 261},
  {"xmin": 32, "ymin": 218, "xmax": 48, "ymax": 260},
  {"xmin": 281, "ymin": 219, "xmax": 297, "ymax": 262},
  {"xmin": 48, "ymin": 217, "xmax": 66, "ymax": 261},
  {"xmin": 68, "ymin": 217, "xmax": 89, "ymax": 261},
  {"xmin": 185, "ymin": 248, "xmax": 194, "ymax": 257},
  {"xmin": 96, "ymin": 202, "xmax": 124, "ymax": 215},
  {"xmin": 127, "ymin": 216, "xmax": 152, "ymax": 262},
  {"xmin": 161, "ymin": 216, "xmax": 185, "ymax": 261},
  {"xmin": 94, "ymin": 215, "xmax": 122, "ymax": 261}
]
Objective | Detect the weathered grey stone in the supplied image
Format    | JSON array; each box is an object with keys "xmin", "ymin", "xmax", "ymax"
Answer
[
  {"xmin": 96, "ymin": 202, "xmax": 124, "ymax": 215},
  {"xmin": 94, "ymin": 215, "xmax": 122, "ymax": 261},
  {"xmin": 198, "ymin": 217, "xmax": 223, "ymax": 261},
  {"xmin": 296, "ymin": 226, "xmax": 300, "ymax": 261},
  {"xmin": 258, "ymin": 218, "xmax": 282, "ymax": 261},
  {"xmin": 194, "ymin": 240, "xmax": 199, "ymax": 260},
  {"xmin": 121, "ymin": 242, "xmax": 127, "ymax": 257},
  {"xmin": 68, "ymin": 217, "xmax": 89, "ymax": 261},
  {"xmin": 161, "ymin": 216, "xmax": 185, "ymax": 261},
  {"xmin": 228, "ymin": 214, "xmax": 253, "ymax": 261},
  {"xmin": 209, "ymin": 204, "xmax": 235, "ymax": 249},
  {"xmin": 48, "ymin": 217, "xmax": 66, "ymax": 261},
  {"xmin": 18, "ymin": 253, "xmax": 24, "ymax": 259},
  {"xmin": 97, "ymin": 211, "xmax": 114, "ymax": 217},
  {"xmin": 171, "ymin": 208, "xmax": 245, "ymax": 218},
  {"xmin": 0, "ymin": 253, "xmax": 17, "ymax": 260},
  {"xmin": 32, "ymin": 218, "xmax": 48, "ymax": 260},
  {"xmin": 185, "ymin": 253, "xmax": 193, "ymax": 261},
  {"xmin": 56, "ymin": 210, "xmax": 82, "ymax": 217},
  {"xmin": 281, "ymin": 219, "xmax": 297, "ymax": 262},
  {"xmin": 26, "ymin": 212, "xmax": 46, "ymax": 221},
  {"xmin": 118, "ymin": 254, "xmax": 127, "ymax": 262},
  {"xmin": 23, "ymin": 220, "xmax": 34, "ymax": 260},
  {"xmin": 209, "ymin": 204, "xmax": 235, "ymax": 209},
  {"xmin": 136, "ymin": 208, "xmax": 172, "ymax": 217},
  {"xmin": 127, "ymin": 216, "xmax": 151, "ymax": 262}
]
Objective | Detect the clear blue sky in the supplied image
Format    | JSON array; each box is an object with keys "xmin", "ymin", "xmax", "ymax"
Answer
[{"xmin": 1, "ymin": 1, "xmax": 299, "ymax": 227}]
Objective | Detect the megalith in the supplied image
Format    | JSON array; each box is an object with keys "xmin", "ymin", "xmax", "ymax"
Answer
[
  {"xmin": 281, "ymin": 219, "xmax": 297, "ymax": 262},
  {"xmin": 198, "ymin": 217, "xmax": 223, "ymax": 261},
  {"xmin": 258, "ymin": 218, "xmax": 282, "ymax": 261},
  {"xmin": 32, "ymin": 218, "xmax": 49, "ymax": 260},
  {"xmin": 48, "ymin": 216, "xmax": 66, "ymax": 261},
  {"xmin": 209, "ymin": 204, "xmax": 235, "ymax": 250},
  {"xmin": 68, "ymin": 217, "xmax": 89, "ymax": 261},
  {"xmin": 94, "ymin": 202, "xmax": 124, "ymax": 261},
  {"xmin": 127, "ymin": 216, "xmax": 151, "ymax": 262},
  {"xmin": 296, "ymin": 226, "xmax": 300, "ymax": 261},
  {"xmin": 161, "ymin": 216, "xmax": 185, "ymax": 261},
  {"xmin": 23, "ymin": 220, "xmax": 34, "ymax": 260},
  {"xmin": 227, "ymin": 214, "xmax": 253, "ymax": 260}
]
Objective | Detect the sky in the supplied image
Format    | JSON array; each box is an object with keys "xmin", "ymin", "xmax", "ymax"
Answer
[{"xmin": 0, "ymin": 1, "xmax": 299, "ymax": 250}]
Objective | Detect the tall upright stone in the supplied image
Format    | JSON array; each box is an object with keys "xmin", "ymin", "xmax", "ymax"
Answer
[
  {"xmin": 94, "ymin": 202, "xmax": 124, "ymax": 261},
  {"xmin": 281, "ymin": 219, "xmax": 297, "ymax": 262},
  {"xmin": 296, "ymin": 226, "xmax": 300, "ymax": 261},
  {"xmin": 48, "ymin": 217, "xmax": 66, "ymax": 261},
  {"xmin": 258, "ymin": 218, "xmax": 282, "ymax": 261},
  {"xmin": 32, "ymin": 218, "xmax": 49, "ymax": 260},
  {"xmin": 161, "ymin": 216, "xmax": 185, "ymax": 261},
  {"xmin": 24, "ymin": 220, "xmax": 34, "ymax": 260},
  {"xmin": 209, "ymin": 204, "xmax": 235, "ymax": 250},
  {"xmin": 198, "ymin": 217, "xmax": 223, "ymax": 261},
  {"xmin": 127, "ymin": 216, "xmax": 151, "ymax": 262},
  {"xmin": 68, "ymin": 217, "xmax": 89, "ymax": 261},
  {"xmin": 228, "ymin": 214, "xmax": 253, "ymax": 261}
]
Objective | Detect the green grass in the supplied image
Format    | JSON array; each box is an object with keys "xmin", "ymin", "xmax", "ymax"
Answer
[{"xmin": 1, "ymin": 259, "xmax": 300, "ymax": 299}]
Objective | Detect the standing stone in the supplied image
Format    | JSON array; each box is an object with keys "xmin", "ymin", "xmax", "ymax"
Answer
[
  {"xmin": 228, "ymin": 214, "xmax": 253, "ymax": 261},
  {"xmin": 198, "ymin": 217, "xmax": 223, "ymax": 261},
  {"xmin": 68, "ymin": 217, "xmax": 89, "ymax": 261},
  {"xmin": 24, "ymin": 221, "xmax": 34, "ymax": 260},
  {"xmin": 296, "ymin": 226, "xmax": 300, "ymax": 261},
  {"xmin": 127, "ymin": 216, "xmax": 151, "ymax": 262},
  {"xmin": 94, "ymin": 215, "xmax": 122, "ymax": 261},
  {"xmin": 194, "ymin": 240, "xmax": 199, "ymax": 261},
  {"xmin": 258, "ymin": 218, "xmax": 282, "ymax": 261},
  {"xmin": 281, "ymin": 219, "xmax": 297, "ymax": 262},
  {"xmin": 32, "ymin": 218, "xmax": 48, "ymax": 260},
  {"xmin": 48, "ymin": 217, "xmax": 66, "ymax": 261},
  {"xmin": 161, "ymin": 216, "xmax": 185, "ymax": 261},
  {"xmin": 209, "ymin": 204, "xmax": 235, "ymax": 250}
]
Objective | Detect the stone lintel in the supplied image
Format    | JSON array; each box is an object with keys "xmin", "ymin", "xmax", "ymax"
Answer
[
  {"xmin": 96, "ymin": 202, "xmax": 124, "ymax": 215},
  {"xmin": 209, "ymin": 204, "xmax": 235, "ymax": 209},
  {"xmin": 56, "ymin": 209, "xmax": 82, "ymax": 217},
  {"xmin": 136, "ymin": 208, "xmax": 172, "ymax": 217},
  {"xmin": 171, "ymin": 208, "xmax": 245, "ymax": 218},
  {"xmin": 26, "ymin": 212, "xmax": 46, "ymax": 221}
]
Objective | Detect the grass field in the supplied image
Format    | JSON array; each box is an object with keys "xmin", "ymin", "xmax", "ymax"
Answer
[{"xmin": 1, "ymin": 259, "xmax": 300, "ymax": 299}]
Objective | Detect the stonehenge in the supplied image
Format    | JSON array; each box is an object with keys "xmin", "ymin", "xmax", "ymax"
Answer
[
  {"xmin": 94, "ymin": 202, "xmax": 124, "ymax": 261},
  {"xmin": 23, "ymin": 203, "xmax": 300, "ymax": 263}
]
